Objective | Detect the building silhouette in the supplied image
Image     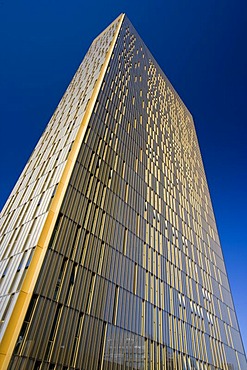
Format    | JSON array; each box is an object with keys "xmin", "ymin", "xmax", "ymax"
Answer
[{"xmin": 0, "ymin": 13, "xmax": 246, "ymax": 370}]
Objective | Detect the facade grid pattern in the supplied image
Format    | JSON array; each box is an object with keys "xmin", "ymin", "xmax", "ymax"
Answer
[{"xmin": 0, "ymin": 13, "xmax": 246, "ymax": 370}]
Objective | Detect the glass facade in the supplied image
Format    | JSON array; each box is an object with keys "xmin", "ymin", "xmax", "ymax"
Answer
[{"xmin": 0, "ymin": 13, "xmax": 246, "ymax": 370}]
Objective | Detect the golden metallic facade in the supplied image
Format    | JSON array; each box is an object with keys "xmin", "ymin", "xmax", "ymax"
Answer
[{"xmin": 0, "ymin": 13, "xmax": 246, "ymax": 370}]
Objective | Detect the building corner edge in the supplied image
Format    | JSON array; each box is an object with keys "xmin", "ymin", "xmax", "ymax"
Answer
[{"xmin": 0, "ymin": 13, "xmax": 124, "ymax": 370}]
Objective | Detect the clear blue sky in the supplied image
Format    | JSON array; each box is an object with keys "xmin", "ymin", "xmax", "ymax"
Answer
[{"xmin": 1, "ymin": 0, "xmax": 246, "ymax": 354}]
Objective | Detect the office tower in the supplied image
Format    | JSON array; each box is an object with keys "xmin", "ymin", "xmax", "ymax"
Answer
[{"xmin": 0, "ymin": 13, "xmax": 246, "ymax": 370}]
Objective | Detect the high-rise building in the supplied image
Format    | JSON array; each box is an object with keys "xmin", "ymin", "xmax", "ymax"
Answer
[{"xmin": 0, "ymin": 13, "xmax": 246, "ymax": 370}]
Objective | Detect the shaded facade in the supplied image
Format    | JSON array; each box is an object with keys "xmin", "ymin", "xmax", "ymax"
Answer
[{"xmin": 0, "ymin": 13, "xmax": 246, "ymax": 370}]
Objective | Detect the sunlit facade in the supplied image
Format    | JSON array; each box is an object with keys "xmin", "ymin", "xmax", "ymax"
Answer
[{"xmin": 0, "ymin": 13, "xmax": 246, "ymax": 370}]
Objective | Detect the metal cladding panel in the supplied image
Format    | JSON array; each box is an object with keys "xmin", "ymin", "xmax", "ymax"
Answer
[{"xmin": 0, "ymin": 14, "xmax": 123, "ymax": 369}]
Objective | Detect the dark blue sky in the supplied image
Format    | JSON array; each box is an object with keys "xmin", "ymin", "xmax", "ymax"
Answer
[{"xmin": 1, "ymin": 0, "xmax": 246, "ymax": 353}]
